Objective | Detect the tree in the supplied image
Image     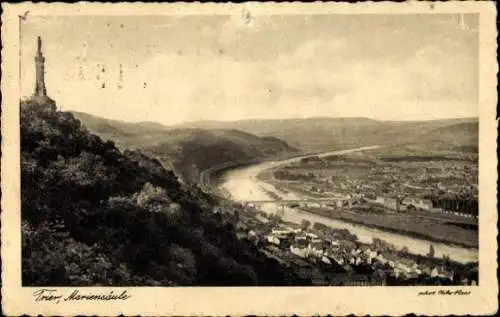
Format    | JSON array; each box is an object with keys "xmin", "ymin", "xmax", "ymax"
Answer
[
  {"xmin": 427, "ymin": 244, "xmax": 435, "ymax": 258},
  {"xmin": 301, "ymin": 219, "xmax": 311, "ymax": 231},
  {"xmin": 396, "ymin": 194, "xmax": 408, "ymax": 213},
  {"xmin": 442, "ymin": 253, "xmax": 450, "ymax": 266},
  {"xmin": 167, "ymin": 244, "xmax": 197, "ymax": 285},
  {"xmin": 269, "ymin": 213, "xmax": 282, "ymax": 226},
  {"xmin": 313, "ymin": 222, "xmax": 328, "ymax": 231},
  {"xmin": 21, "ymin": 104, "xmax": 316, "ymax": 287}
]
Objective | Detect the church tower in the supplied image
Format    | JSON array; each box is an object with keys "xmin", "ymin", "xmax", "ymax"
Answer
[{"xmin": 34, "ymin": 36, "xmax": 47, "ymax": 96}]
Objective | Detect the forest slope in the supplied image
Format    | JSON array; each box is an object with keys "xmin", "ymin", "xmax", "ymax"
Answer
[
  {"xmin": 21, "ymin": 99, "xmax": 308, "ymax": 286},
  {"xmin": 72, "ymin": 112, "xmax": 297, "ymax": 183}
]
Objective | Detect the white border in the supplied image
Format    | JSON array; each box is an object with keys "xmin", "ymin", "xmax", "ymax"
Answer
[{"xmin": 1, "ymin": 2, "xmax": 498, "ymax": 316}]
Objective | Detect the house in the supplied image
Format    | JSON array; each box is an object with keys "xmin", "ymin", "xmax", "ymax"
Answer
[
  {"xmin": 290, "ymin": 245, "xmax": 309, "ymax": 258},
  {"xmin": 430, "ymin": 267, "xmax": 439, "ymax": 278},
  {"xmin": 236, "ymin": 231, "xmax": 247, "ymax": 239},
  {"xmin": 272, "ymin": 228, "xmax": 291, "ymax": 236},
  {"xmin": 384, "ymin": 198, "xmax": 400, "ymax": 210},
  {"xmin": 395, "ymin": 263, "xmax": 411, "ymax": 274},
  {"xmin": 310, "ymin": 202, "xmax": 321, "ymax": 208},
  {"xmin": 416, "ymin": 199, "xmax": 433, "ymax": 210},
  {"xmin": 266, "ymin": 235, "xmax": 281, "ymax": 246},
  {"xmin": 310, "ymin": 241, "xmax": 325, "ymax": 257},
  {"xmin": 332, "ymin": 255, "xmax": 345, "ymax": 265},
  {"xmin": 350, "ymin": 248, "xmax": 361, "ymax": 257},
  {"xmin": 364, "ymin": 249, "xmax": 378, "ymax": 261},
  {"xmin": 365, "ymin": 193, "xmax": 377, "ymax": 200},
  {"xmin": 295, "ymin": 235, "xmax": 308, "ymax": 243},
  {"xmin": 355, "ymin": 256, "xmax": 362, "ymax": 266},
  {"xmin": 326, "ymin": 202, "xmax": 338, "ymax": 209},
  {"xmin": 402, "ymin": 197, "xmax": 416, "ymax": 205},
  {"xmin": 305, "ymin": 232, "xmax": 318, "ymax": 239},
  {"xmin": 236, "ymin": 222, "xmax": 248, "ymax": 231},
  {"xmin": 375, "ymin": 254, "xmax": 387, "ymax": 265}
]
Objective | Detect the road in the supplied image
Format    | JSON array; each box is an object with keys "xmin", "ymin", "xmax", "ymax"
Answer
[
  {"xmin": 243, "ymin": 198, "xmax": 348, "ymax": 204},
  {"xmin": 219, "ymin": 145, "xmax": 478, "ymax": 264}
]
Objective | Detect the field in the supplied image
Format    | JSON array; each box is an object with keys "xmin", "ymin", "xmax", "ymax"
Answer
[
  {"xmin": 273, "ymin": 145, "xmax": 477, "ymax": 201},
  {"xmin": 302, "ymin": 207, "xmax": 478, "ymax": 249}
]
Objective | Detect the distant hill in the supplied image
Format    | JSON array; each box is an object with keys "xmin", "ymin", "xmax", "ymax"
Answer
[
  {"xmin": 177, "ymin": 117, "xmax": 384, "ymax": 151},
  {"xmin": 412, "ymin": 122, "xmax": 479, "ymax": 153},
  {"xmin": 73, "ymin": 113, "xmax": 478, "ymax": 181},
  {"xmin": 72, "ymin": 112, "xmax": 297, "ymax": 183},
  {"xmin": 72, "ymin": 111, "xmax": 171, "ymax": 137},
  {"xmin": 176, "ymin": 117, "xmax": 479, "ymax": 153},
  {"xmin": 179, "ymin": 117, "xmax": 383, "ymax": 131}
]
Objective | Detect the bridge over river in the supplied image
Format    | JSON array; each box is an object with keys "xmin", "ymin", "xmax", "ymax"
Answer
[{"xmin": 243, "ymin": 197, "xmax": 350, "ymax": 204}]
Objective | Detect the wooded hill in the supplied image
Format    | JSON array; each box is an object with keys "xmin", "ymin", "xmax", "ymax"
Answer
[
  {"xmin": 72, "ymin": 111, "xmax": 297, "ymax": 184},
  {"xmin": 176, "ymin": 117, "xmax": 479, "ymax": 153},
  {"xmin": 21, "ymin": 99, "xmax": 309, "ymax": 286}
]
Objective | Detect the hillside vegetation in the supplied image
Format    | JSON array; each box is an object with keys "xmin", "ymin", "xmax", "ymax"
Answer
[
  {"xmin": 72, "ymin": 112, "xmax": 297, "ymax": 183},
  {"xmin": 72, "ymin": 113, "xmax": 477, "ymax": 184},
  {"xmin": 21, "ymin": 99, "xmax": 308, "ymax": 286},
  {"xmin": 176, "ymin": 117, "xmax": 479, "ymax": 153},
  {"xmin": 412, "ymin": 122, "xmax": 478, "ymax": 153}
]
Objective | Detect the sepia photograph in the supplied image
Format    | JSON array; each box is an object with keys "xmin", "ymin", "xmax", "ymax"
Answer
[{"xmin": 1, "ymin": 2, "xmax": 497, "ymax": 316}]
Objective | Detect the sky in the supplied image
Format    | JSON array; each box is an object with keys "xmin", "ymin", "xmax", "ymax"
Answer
[{"xmin": 20, "ymin": 13, "xmax": 479, "ymax": 125}]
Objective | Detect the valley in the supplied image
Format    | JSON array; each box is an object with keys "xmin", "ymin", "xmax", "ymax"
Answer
[
  {"xmin": 176, "ymin": 117, "xmax": 478, "ymax": 153},
  {"xmin": 69, "ymin": 110, "xmax": 479, "ymax": 285},
  {"xmin": 72, "ymin": 111, "xmax": 299, "ymax": 184},
  {"xmin": 219, "ymin": 145, "xmax": 478, "ymax": 285}
]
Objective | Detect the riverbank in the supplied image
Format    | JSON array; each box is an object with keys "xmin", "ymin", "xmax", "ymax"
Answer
[
  {"xmin": 300, "ymin": 206, "xmax": 478, "ymax": 250},
  {"xmin": 219, "ymin": 145, "xmax": 477, "ymax": 263},
  {"xmin": 210, "ymin": 146, "xmax": 381, "ymax": 189},
  {"xmin": 199, "ymin": 150, "xmax": 313, "ymax": 189},
  {"xmin": 253, "ymin": 153, "xmax": 477, "ymax": 250}
]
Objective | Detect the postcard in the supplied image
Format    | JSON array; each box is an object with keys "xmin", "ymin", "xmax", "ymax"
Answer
[{"xmin": 1, "ymin": 1, "xmax": 498, "ymax": 316}]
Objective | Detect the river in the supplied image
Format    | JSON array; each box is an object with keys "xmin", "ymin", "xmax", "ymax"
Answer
[{"xmin": 220, "ymin": 146, "xmax": 478, "ymax": 264}]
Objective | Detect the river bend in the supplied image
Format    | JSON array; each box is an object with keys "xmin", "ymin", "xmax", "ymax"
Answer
[{"xmin": 220, "ymin": 146, "xmax": 478, "ymax": 264}]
